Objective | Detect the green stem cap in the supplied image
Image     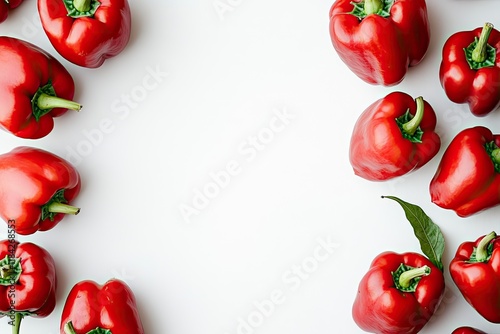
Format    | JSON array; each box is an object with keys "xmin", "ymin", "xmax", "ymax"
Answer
[
  {"xmin": 64, "ymin": 321, "xmax": 112, "ymax": 334},
  {"xmin": 491, "ymin": 149, "xmax": 500, "ymax": 165},
  {"xmin": 485, "ymin": 142, "xmax": 500, "ymax": 173},
  {"xmin": 0, "ymin": 255, "xmax": 22, "ymax": 285},
  {"xmin": 476, "ymin": 231, "xmax": 497, "ymax": 262},
  {"xmin": 472, "ymin": 22, "xmax": 494, "ymax": 63},
  {"xmin": 364, "ymin": 0, "xmax": 383, "ymax": 15},
  {"xmin": 402, "ymin": 97, "xmax": 425, "ymax": 136},
  {"xmin": 64, "ymin": 0, "xmax": 101, "ymax": 18}
]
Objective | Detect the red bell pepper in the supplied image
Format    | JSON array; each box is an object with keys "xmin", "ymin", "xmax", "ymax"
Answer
[
  {"xmin": 349, "ymin": 92, "xmax": 440, "ymax": 181},
  {"xmin": 450, "ymin": 231, "xmax": 500, "ymax": 323},
  {"xmin": 329, "ymin": 0, "xmax": 430, "ymax": 86},
  {"xmin": 37, "ymin": 0, "xmax": 132, "ymax": 68},
  {"xmin": 440, "ymin": 23, "xmax": 500, "ymax": 116},
  {"xmin": 60, "ymin": 279, "xmax": 145, "ymax": 334},
  {"xmin": 0, "ymin": 0, "xmax": 23, "ymax": 23},
  {"xmin": 352, "ymin": 251, "xmax": 445, "ymax": 333},
  {"xmin": 0, "ymin": 239, "xmax": 57, "ymax": 334},
  {"xmin": 430, "ymin": 126, "xmax": 500, "ymax": 217},
  {"xmin": 0, "ymin": 146, "xmax": 81, "ymax": 235},
  {"xmin": 452, "ymin": 327, "xmax": 486, "ymax": 334},
  {"xmin": 0, "ymin": 36, "xmax": 81, "ymax": 139}
]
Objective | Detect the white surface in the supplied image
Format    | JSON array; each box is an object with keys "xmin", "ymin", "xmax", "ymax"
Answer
[{"xmin": 2, "ymin": 0, "xmax": 500, "ymax": 333}]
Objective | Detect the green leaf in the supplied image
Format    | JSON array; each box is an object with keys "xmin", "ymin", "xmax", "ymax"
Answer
[{"xmin": 382, "ymin": 196, "xmax": 445, "ymax": 271}]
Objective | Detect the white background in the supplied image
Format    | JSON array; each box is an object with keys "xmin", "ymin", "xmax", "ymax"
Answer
[{"xmin": 2, "ymin": 0, "xmax": 500, "ymax": 333}]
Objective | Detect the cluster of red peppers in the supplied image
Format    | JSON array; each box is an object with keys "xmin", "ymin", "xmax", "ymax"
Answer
[
  {"xmin": 0, "ymin": 0, "xmax": 144, "ymax": 333},
  {"xmin": 0, "ymin": 0, "xmax": 132, "ymax": 139},
  {"xmin": 331, "ymin": 0, "xmax": 500, "ymax": 216},
  {"xmin": 329, "ymin": 0, "xmax": 500, "ymax": 215},
  {"xmin": 329, "ymin": 0, "xmax": 500, "ymax": 332}
]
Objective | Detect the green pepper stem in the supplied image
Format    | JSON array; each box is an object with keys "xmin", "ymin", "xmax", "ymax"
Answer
[
  {"xmin": 402, "ymin": 97, "xmax": 424, "ymax": 136},
  {"xmin": 64, "ymin": 322, "xmax": 77, "ymax": 334},
  {"xmin": 73, "ymin": 0, "xmax": 91, "ymax": 12},
  {"xmin": 0, "ymin": 265, "xmax": 14, "ymax": 280},
  {"xmin": 37, "ymin": 93, "xmax": 82, "ymax": 112},
  {"xmin": 472, "ymin": 22, "xmax": 494, "ymax": 63},
  {"xmin": 364, "ymin": 0, "xmax": 383, "ymax": 15},
  {"xmin": 48, "ymin": 202, "xmax": 80, "ymax": 216},
  {"xmin": 12, "ymin": 313, "xmax": 22, "ymax": 334},
  {"xmin": 476, "ymin": 231, "xmax": 497, "ymax": 262},
  {"xmin": 491, "ymin": 148, "xmax": 500, "ymax": 165},
  {"xmin": 399, "ymin": 265, "xmax": 430, "ymax": 288}
]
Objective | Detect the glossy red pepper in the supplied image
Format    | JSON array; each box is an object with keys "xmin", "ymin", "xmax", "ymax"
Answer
[
  {"xmin": 0, "ymin": 36, "xmax": 82, "ymax": 139},
  {"xmin": 0, "ymin": 0, "xmax": 23, "ymax": 23},
  {"xmin": 38, "ymin": 0, "xmax": 132, "ymax": 68},
  {"xmin": 430, "ymin": 126, "xmax": 500, "ymax": 217},
  {"xmin": 0, "ymin": 146, "xmax": 81, "ymax": 235},
  {"xmin": 60, "ymin": 279, "xmax": 145, "ymax": 334},
  {"xmin": 349, "ymin": 92, "xmax": 440, "ymax": 181},
  {"xmin": 0, "ymin": 239, "xmax": 57, "ymax": 334},
  {"xmin": 329, "ymin": 0, "xmax": 430, "ymax": 86},
  {"xmin": 440, "ymin": 23, "xmax": 500, "ymax": 116},
  {"xmin": 352, "ymin": 251, "xmax": 445, "ymax": 334},
  {"xmin": 452, "ymin": 327, "xmax": 486, "ymax": 334},
  {"xmin": 450, "ymin": 231, "xmax": 500, "ymax": 323}
]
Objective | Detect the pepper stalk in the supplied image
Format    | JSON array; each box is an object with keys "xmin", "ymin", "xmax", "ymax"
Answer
[
  {"xmin": 11, "ymin": 313, "xmax": 23, "ymax": 334},
  {"xmin": 73, "ymin": 0, "xmax": 91, "ymax": 12},
  {"xmin": 364, "ymin": 0, "xmax": 383, "ymax": 15},
  {"xmin": 64, "ymin": 321, "xmax": 112, "ymax": 334},
  {"xmin": 393, "ymin": 264, "xmax": 430, "ymax": 292},
  {"xmin": 472, "ymin": 23, "xmax": 494, "ymax": 63},
  {"xmin": 402, "ymin": 97, "xmax": 424, "ymax": 136},
  {"xmin": 41, "ymin": 189, "xmax": 80, "ymax": 222},
  {"xmin": 474, "ymin": 231, "xmax": 497, "ymax": 262},
  {"xmin": 464, "ymin": 22, "xmax": 496, "ymax": 70},
  {"xmin": 32, "ymin": 82, "xmax": 81, "ymax": 122},
  {"xmin": 396, "ymin": 96, "xmax": 425, "ymax": 143}
]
